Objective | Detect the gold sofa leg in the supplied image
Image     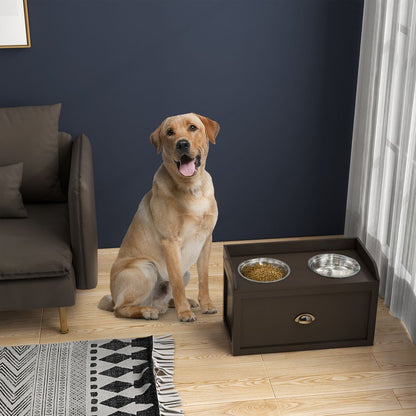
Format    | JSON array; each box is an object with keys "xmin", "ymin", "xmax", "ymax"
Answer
[{"xmin": 59, "ymin": 307, "xmax": 69, "ymax": 334}]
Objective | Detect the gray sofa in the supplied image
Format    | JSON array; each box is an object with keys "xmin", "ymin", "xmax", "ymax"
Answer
[{"xmin": 0, "ymin": 104, "xmax": 97, "ymax": 333}]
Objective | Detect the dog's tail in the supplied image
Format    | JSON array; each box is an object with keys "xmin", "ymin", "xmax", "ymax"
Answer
[{"xmin": 98, "ymin": 294, "xmax": 115, "ymax": 312}]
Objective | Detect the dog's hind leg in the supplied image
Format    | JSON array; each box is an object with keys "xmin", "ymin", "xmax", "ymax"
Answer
[
  {"xmin": 115, "ymin": 304, "xmax": 159, "ymax": 320},
  {"xmin": 152, "ymin": 280, "xmax": 171, "ymax": 314},
  {"xmin": 112, "ymin": 261, "xmax": 159, "ymax": 320}
]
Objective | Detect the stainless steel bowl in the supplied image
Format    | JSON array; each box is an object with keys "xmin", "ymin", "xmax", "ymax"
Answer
[
  {"xmin": 308, "ymin": 253, "xmax": 360, "ymax": 278},
  {"xmin": 238, "ymin": 257, "xmax": 291, "ymax": 283}
]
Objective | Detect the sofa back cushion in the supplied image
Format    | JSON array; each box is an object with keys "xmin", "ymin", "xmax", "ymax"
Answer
[{"xmin": 0, "ymin": 104, "xmax": 64, "ymax": 202}]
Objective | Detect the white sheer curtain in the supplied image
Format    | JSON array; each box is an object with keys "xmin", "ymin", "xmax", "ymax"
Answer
[{"xmin": 345, "ymin": 0, "xmax": 416, "ymax": 343}]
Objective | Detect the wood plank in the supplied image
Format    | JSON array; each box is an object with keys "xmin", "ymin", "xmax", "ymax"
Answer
[
  {"xmin": 175, "ymin": 362, "xmax": 274, "ymax": 406},
  {"xmin": 182, "ymin": 398, "xmax": 280, "ymax": 416},
  {"xmin": 336, "ymin": 410, "xmax": 416, "ymax": 416},
  {"xmin": 276, "ymin": 390, "xmax": 400, "ymax": 416},
  {"xmin": 394, "ymin": 387, "xmax": 416, "ymax": 409},
  {"xmin": 0, "ymin": 309, "xmax": 42, "ymax": 346},
  {"xmin": 183, "ymin": 399, "xmax": 280, "ymax": 416},
  {"xmin": 175, "ymin": 341, "xmax": 263, "ymax": 368},
  {"xmin": 374, "ymin": 350, "xmax": 416, "ymax": 370},
  {"xmin": 264, "ymin": 353, "xmax": 380, "ymax": 378},
  {"xmin": 271, "ymin": 369, "xmax": 416, "ymax": 398},
  {"xmin": 263, "ymin": 345, "xmax": 379, "ymax": 361},
  {"xmin": 372, "ymin": 330, "xmax": 416, "ymax": 353},
  {"xmin": 175, "ymin": 361, "xmax": 271, "ymax": 386},
  {"xmin": 375, "ymin": 314, "xmax": 408, "ymax": 335},
  {"xmin": 376, "ymin": 298, "xmax": 393, "ymax": 318}
]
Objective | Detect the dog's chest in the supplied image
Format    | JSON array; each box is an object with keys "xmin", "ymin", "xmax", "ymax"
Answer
[
  {"xmin": 181, "ymin": 194, "xmax": 216, "ymax": 236},
  {"xmin": 179, "ymin": 196, "xmax": 217, "ymax": 270}
]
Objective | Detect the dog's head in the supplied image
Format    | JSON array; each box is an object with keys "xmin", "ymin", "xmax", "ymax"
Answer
[{"xmin": 150, "ymin": 113, "xmax": 220, "ymax": 178}]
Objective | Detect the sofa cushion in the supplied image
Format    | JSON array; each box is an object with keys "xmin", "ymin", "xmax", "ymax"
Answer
[
  {"xmin": 0, "ymin": 163, "xmax": 27, "ymax": 218},
  {"xmin": 0, "ymin": 273, "xmax": 76, "ymax": 311},
  {"xmin": 0, "ymin": 204, "xmax": 73, "ymax": 280},
  {"xmin": 0, "ymin": 104, "xmax": 64, "ymax": 202}
]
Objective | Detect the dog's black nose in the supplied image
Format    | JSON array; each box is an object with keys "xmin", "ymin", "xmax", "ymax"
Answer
[{"xmin": 176, "ymin": 139, "xmax": 190, "ymax": 153}]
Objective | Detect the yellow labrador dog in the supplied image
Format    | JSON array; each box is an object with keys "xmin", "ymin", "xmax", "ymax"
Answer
[{"xmin": 99, "ymin": 113, "xmax": 219, "ymax": 322}]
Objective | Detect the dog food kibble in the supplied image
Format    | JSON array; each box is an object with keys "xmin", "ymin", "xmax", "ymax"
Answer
[{"xmin": 241, "ymin": 262, "xmax": 286, "ymax": 282}]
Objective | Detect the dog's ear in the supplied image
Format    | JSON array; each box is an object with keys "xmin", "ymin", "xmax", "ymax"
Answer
[
  {"xmin": 150, "ymin": 124, "xmax": 162, "ymax": 154},
  {"xmin": 195, "ymin": 114, "xmax": 220, "ymax": 144}
]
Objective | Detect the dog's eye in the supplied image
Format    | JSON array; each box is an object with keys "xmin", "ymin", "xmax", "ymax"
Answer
[
  {"xmin": 166, "ymin": 128, "xmax": 175, "ymax": 136},
  {"xmin": 189, "ymin": 124, "xmax": 198, "ymax": 132}
]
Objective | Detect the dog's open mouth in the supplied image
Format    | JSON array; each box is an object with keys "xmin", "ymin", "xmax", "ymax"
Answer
[{"xmin": 176, "ymin": 155, "xmax": 201, "ymax": 177}]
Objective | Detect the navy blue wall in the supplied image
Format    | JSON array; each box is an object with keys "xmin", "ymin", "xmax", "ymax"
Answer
[{"xmin": 0, "ymin": 0, "xmax": 363, "ymax": 248}]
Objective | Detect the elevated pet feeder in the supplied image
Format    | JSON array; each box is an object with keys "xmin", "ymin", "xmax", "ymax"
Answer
[{"xmin": 223, "ymin": 237, "xmax": 379, "ymax": 356}]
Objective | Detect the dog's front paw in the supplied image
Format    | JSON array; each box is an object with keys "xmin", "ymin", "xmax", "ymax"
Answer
[
  {"xmin": 200, "ymin": 300, "xmax": 218, "ymax": 314},
  {"xmin": 142, "ymin": 307, "xmax": 159, "ymax": 320},
  {"xmin": 178, "ymin": 310, "xmax": 196, "ymax": 322}
]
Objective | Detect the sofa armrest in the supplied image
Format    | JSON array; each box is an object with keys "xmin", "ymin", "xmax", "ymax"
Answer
[{"xmin": 68, "ymin": 134, "xmax": 98, "ymax": 289}]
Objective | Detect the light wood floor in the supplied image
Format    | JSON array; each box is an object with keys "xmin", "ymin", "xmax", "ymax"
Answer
[{"xmin": 1, "ymin": 239, "xmax": 416, "ymax": 416}]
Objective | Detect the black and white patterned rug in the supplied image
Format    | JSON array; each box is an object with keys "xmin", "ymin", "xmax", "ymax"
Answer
[{"xmin": 0, "ymin": 334, "xmax": 182, "ymax": 416}]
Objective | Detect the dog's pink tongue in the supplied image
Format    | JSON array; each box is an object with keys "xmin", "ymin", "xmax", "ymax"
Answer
[{"xmin": 180, "ymin": 159, "xmax": 196, "ymax": 176}]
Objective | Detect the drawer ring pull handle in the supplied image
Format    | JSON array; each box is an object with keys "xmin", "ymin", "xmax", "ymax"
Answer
[{"xmin": 295, "ymin": 313, "xmax": 316, "ymax": 325}]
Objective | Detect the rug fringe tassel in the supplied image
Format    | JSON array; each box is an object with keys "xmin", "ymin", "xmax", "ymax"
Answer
[{"xmin": 153, "ymin": 335, "xmax": 183, "ymax": 415}]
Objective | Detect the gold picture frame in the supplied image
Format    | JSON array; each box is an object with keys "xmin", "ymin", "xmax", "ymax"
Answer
[{"xmin": 0, "ymin": 0, "xmax": 31, "ymax": 49}]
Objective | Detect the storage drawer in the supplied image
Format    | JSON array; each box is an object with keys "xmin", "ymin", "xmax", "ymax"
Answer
[{"xmin": 238, "ymin": 291, "xmax": 371, "ymax": 349}]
